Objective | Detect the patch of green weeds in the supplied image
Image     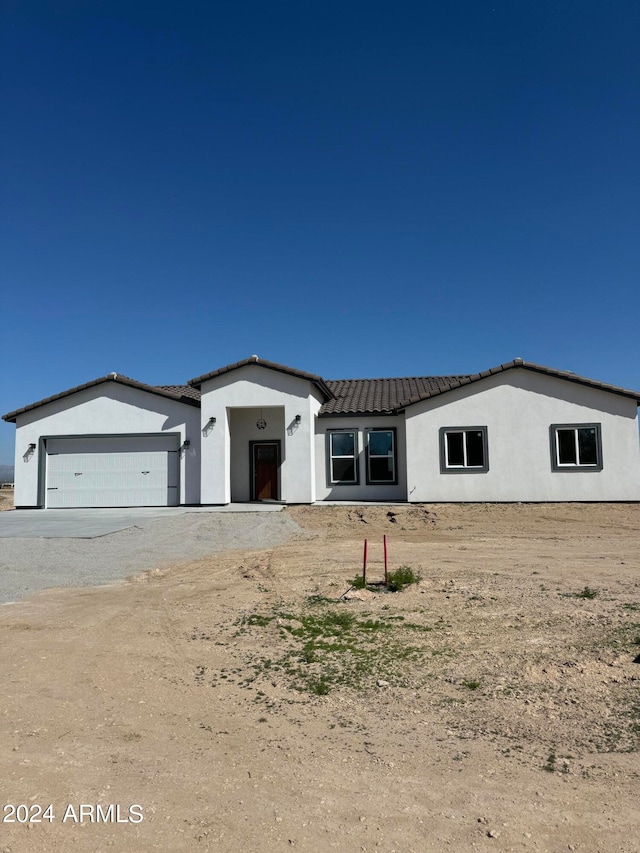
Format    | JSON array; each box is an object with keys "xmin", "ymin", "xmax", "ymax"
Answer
[
  {"xmin": 309, "ymin": 676, "xmax": 331, "ymax": 696},
  {"xmin": 577, "ymin": 586, "xmax": 599, "ymax": 599},
  {"xmin": 241, "ymin": 614, "xmax": 274, "ymax": 627},
  {"xmin": 544, "ymin": 751, "xmax": 570, "ymax": 773},
  {"xmin": 241, "ymin": 602, "xmax": 428, "ymax": 697},
  {"xmin": 461, "ymin": 679, "xmax": 481, "ymax": 691},
  {"xmin": 387, "ymin": 565, "xmax": 422, "ymax": 592},
  {"xmin": 306, "ymin": 595, "xmax": 335, "ymax": 606},
  {"xmin": 560, "ymin": 586, "xmax": 599, "ymax": 600}
]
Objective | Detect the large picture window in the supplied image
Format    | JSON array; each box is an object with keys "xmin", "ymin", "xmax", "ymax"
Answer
[
  {"xmin": 440, "ymin": 427, "xmax": 489, "ymax": 473},
  {"xmin": 551, "ymin": 424, "xmax": 602, "ymax": 471},
  {"xmin": 366, "ymin": 429, "xmax": 397, "ymax": 485},
  {"xmin": 328, "ymin": 430, "xmax": 358, "ymax": 485}
]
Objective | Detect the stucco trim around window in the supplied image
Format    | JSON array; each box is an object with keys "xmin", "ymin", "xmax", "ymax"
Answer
[
  {"xmin": 439, "ymin": 426, "xmax": 489, "ymax": 474},
  {"xmin": 550, "ymin": 423, "xmax": 603, "ymax": 472}
]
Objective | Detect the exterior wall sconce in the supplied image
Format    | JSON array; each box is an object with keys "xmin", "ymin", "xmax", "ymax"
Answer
[
  {"xmin": 28, "ymin": 443, "xmax": 36, "ymax": 452},
  {"xmin": 207, "ymin": 417, "xmax": 216, "ymax": 426},
  {"xmin": 182, "ymin": 440, "xmax": 191, "ymax": 449},
  {"xmin": 294, "ymin": 415, "xmax": 301, "ymax": 424}
]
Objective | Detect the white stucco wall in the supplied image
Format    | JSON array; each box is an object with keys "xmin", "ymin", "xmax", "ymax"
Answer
[
  {"xmin": 405, "ymin": 369, "xmax": 640, "ymax": 502},
  {"xmin": 199, "ymin": 364, "xmax": 323, "ymax": 504},
  {"xmin": 314, "ymin": 416, "xmax": 407, "ymax": 501},
  {"xmin": 13, "ymin": 384, "xmax": 201, "ymax": 507}
]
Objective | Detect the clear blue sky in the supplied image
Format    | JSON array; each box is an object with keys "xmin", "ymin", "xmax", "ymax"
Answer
[{"xmin": 1, "ymin": 0, "xmax": 639, "ymax": 464}]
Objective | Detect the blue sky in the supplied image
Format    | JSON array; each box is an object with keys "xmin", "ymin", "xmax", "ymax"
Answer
[{"xmin": 1, "ymin": 0, "xmax": 639, "ymax": 463}]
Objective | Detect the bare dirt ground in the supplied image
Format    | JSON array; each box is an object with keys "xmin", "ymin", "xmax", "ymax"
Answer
[
  {"xmin": 0, "ymin": 488, "xmax": 13, "ymax": 511},
  {"xmin": 1, "ymin": 503, "xmax": 640, "ymax": 853}
]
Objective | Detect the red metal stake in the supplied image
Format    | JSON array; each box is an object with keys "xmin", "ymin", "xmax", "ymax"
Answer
[
  {"xmin": 363, "ymin": 538, "xmax": 368, "ymax": 585},
  {"xmin": 383, "ymin": 534, "xmax": 388, "ymax": 585}
]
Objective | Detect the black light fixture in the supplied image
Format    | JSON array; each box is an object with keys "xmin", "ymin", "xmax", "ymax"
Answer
[
  {"xmin": 295, "ymin": 414, "xmax": 301, "ymax": 424},
  {"xmin": 256, "ymin": 408, "xmax": 267, "ymax": 430},
  {"xmin": 207, "ymin": 416, "xmax": 216, "ymax": 426},
  {"xmin": 182, "ymin": 440, "xmax": 191, "ymax": 449},
  {"xmin": 28, "ymin": 443, "xmax": 36, "ymax": 452}
]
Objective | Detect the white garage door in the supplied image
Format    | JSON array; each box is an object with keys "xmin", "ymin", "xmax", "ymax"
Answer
[{"xmin": 45, "ymin": 436, "xmax": 180, "ymax": 508}]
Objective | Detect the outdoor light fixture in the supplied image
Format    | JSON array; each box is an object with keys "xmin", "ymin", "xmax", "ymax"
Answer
[
  {"xmin": 28, "ymin": 443, "xmax": 36, "ymax": 452},
  {"xmin": 256, "ymin": 408, "xmax": 267, "ymax": 430},
  {"xmin": 207, "ymin": 417, "xmax": 216, "ymax": 426},
  {"xmin": 295, "ymin": 414, "xmax": 301, "ymax": 424},
  {"xmin": 182, "ymin": 440, "xmax": 191, "ymax": 449}
]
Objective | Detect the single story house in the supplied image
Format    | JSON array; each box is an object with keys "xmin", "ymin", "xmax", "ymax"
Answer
[{"xmin": 3, "ymin": 355, "xmax": 640, "ymax": 508}]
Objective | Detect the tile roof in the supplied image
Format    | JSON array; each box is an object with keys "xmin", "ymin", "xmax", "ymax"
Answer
[
  {"xmin": 188, "ymin": 355, "xmax": 334, "ymax": 399},
  {"xmin": 320, "ymin": 376, "xmax": 469, "ymax": 415},
  {"xmin": 2, "ymin": 374, "xmax": 201, "ymax": 423},
  {"xmin": 395, "ymin": 359, "xmax": 640, "ymax": 408},
  {"xmin": 157, "ymin": 384, "xmax": 202, "ymax": 402},
  {"xmin": 4, "ymin": 358, "xmax": 639, "ymax": 425}
]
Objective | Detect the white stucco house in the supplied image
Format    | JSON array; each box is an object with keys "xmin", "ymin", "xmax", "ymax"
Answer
[{"xmin": 3, "ymin": 355, "xmax": 640, "ymax": 508}]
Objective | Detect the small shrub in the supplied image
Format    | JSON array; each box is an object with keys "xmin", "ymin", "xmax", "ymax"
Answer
[
  {"xmin": 577, "ymin": 586, "xmax": 598, "ymax": 600},
  {"xmin": 461, "ymin": 679, "xmax": 481, "ymax": 691},
  {"xmin": 350, "ymin": 575, "xmax": 367, "ymax": 590},
  {"xmin": 309, "ymin": 677, "xmax": 330, "ymax": 696},
  {"xmin": 387, "ymin": 565, "xmax": 422, "ymax": 592}
]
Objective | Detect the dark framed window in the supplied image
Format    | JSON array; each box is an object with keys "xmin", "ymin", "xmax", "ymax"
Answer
[
  {"xmin": 327, "ymin": 430, "xmax": 359, "ymax": 485},
  {"xmin": 366, "ymin": 428, "xmax": 397, "ymax": 485},
  {"xmin": 440, "ymin": 427, "xmax": 489, "ymax": 473},
  {"xmin": 550, "ymin": 424, "xmax": 602, "ymax": 471}
]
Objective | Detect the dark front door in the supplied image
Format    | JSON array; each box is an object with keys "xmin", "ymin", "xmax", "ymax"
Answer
[{"xmin": 253, "ymin": 442, "xmax": 279, "ymax": 500}]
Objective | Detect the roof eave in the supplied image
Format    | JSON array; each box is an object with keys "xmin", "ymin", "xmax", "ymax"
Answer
[
  {"xmin": 399, "ymin": 359, "xmax": 640, "ymax": 409},
  {"xmin": 1, "ymin": 375, "xmax": 200, "ymax": 423},
  {"xmin": 188, "ymin": 356, "xmax": 334, "ymax": 400}
]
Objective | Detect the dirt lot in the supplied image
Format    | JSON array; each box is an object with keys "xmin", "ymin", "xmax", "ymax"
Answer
[
  {"xmin": 1, "ymin": 503, "xmax": 640, "ymax": 853},
  {"xmin": 0, "ymin": 488, "xmax": 13, "ymax": 511}
]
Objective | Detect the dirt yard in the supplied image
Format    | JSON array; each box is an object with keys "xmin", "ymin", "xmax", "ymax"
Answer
[
  {"xmin": 0, "ymin": 488, "xmax": 13, "ymax": 511},
  {"xmin": 1, "ymin": 503, "xmax": 639, "ymax": 852}
]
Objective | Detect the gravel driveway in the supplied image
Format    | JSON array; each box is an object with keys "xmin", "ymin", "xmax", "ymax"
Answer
[{"xmin": 0, "ymin": 511, "xmax": 305, "ymax": 605}]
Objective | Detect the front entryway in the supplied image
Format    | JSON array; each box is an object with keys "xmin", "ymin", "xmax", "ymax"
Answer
[{"xmin": 251, "ymin": 441, "xmax": 280, "ymax": 501}]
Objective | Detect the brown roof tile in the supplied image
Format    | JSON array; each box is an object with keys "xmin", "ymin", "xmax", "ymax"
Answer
[
  {"xmin": 2, "ymin": 374, "xmax": 200, "ymax": 423},
  {"xmin": 188, "ymin": 355, "xmax": 334, "ymax": 399},
  {"xmin": 4, "ymin": 358, "xmax": 638, "ymax": 425},
  {"xmin": 157, "ymin": 384, "xmax": 202, "ymax": 402},
  {"xmin": 320, "ymin": 376, "xmax": 469, "ymax": 415},
  {"xmin": 397, "ymin": 359, "xmax": 640, "ymax": 408}
]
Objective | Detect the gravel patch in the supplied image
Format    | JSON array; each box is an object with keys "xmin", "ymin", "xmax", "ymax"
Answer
[{"xmin": 0, "ymin": 511, "xmax": 306, "ymax": 605}]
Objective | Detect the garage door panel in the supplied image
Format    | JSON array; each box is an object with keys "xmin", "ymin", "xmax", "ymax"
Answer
[{"xmin": 46, "ymin": 436, "xmax": 180, "ymax": 508}]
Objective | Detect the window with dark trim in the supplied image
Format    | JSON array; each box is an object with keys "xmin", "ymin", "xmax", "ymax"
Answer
[
  {"xmin": 328, "ymin": 430, "xmax": 359, "ymax": 485},
  {"xmin": 366, "ymin": 428, "xmax": 397, "ymax": 485},
  {"xmin": 440, "ymin": 427, "xmax": 489, "ymax": 473},
  {"xmin": 551, "ymin": 424, "xmax": 602, "ymax": 471}
]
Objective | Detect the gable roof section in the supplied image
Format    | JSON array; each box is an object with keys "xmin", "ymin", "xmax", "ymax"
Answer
[
  {"xmin": 4, "ymin": 358, "xmax": 638, "ymax": 425},
  {"xmin": 188, "ymin": 355, "xmax": 334, "ymax": 400},
  {"xmin": 396, "ymin": 359, "xmax": 640, "ymax": 409},
  {"xmin": 320, "ymin": 375, "xmax": 470, "ymax": 415},
  {"xmin": 2, "ymin": 374, "xmax": 201, "ymax": 423}
]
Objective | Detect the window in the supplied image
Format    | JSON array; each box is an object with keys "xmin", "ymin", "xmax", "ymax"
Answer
[
  {"xmin": 366, "ymin": 429, "xmax": 397, "ymax": 484},
  {"xmin": 328, "ymin": 430, "xmax": 358, "ymax": 484},
  {"xmin": 440, "ymin": 427, "xmax": 489, "ymax": 473},
  {"xmin": 551, "ymin": 424, "xmax": 602, "ymax": 471}
]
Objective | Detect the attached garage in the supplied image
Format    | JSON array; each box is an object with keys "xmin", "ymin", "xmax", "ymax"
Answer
[{"xmin": 44, "ymin": 435, "xmax": 180, "ymax": 508}]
